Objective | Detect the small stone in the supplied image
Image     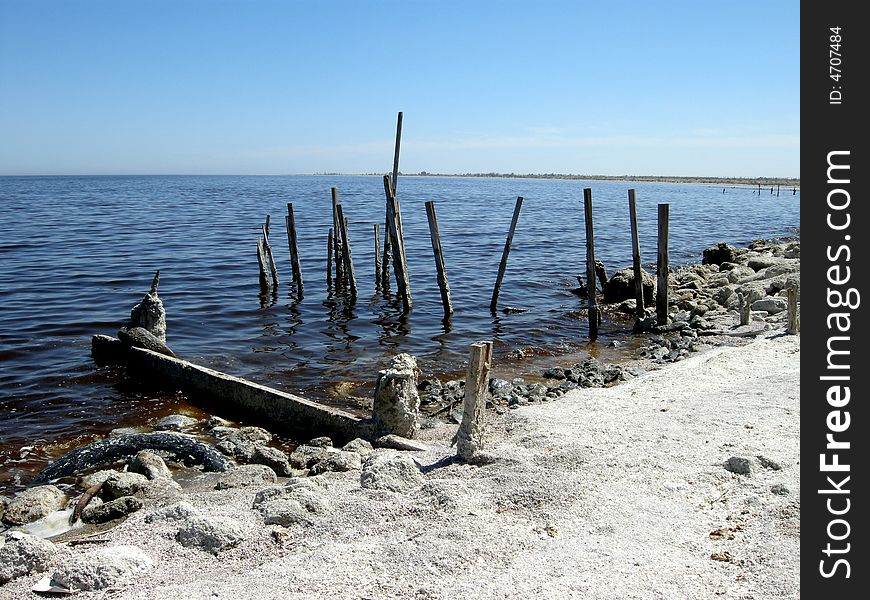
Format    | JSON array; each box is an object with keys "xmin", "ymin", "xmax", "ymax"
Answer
[
  {"xmin": 342, "ymin": 438, "xmax": 374, "ymax": 456},
  {"xmin": 0, "ymin": 533, "xmax": 60, "ymax": 584},
  {"xmin": 2, "ymin": 485, "xmax": 67, "ymax": 526},
  {"xmin": 140, "ymin": 477, "xmax": 183, "ymax": 501},
  {"xmin": 757, "ymin": 455, "xmax": 782, "ymax": 470},
  {"xmin": 751, "ymin": 297, "xmax": 788, "ymax": 314},
  {"xmin": 360, "ymin": 452, "xmax": 425, "ymax": 493},
  {"xmin": 153, "ymin": 414, "xmax": 198, "ymax": 431},
  {"xmin": 51, "ymin": 545, "xmax": 153, "ymax": 592},
  {"xmin": 215, "ymin": 464, "xmax": 278, "ymax": 490},
  {"xmin": 253, "ymin": 487, "xmax": 327, "ymax": 527},
  {"xmin": 128, "ymin": 450, "xmax": 172, "ymax": 480},
  {"xmin": 103, "ymin": 472, "xmax": 149, "ymax": 500},
  {"xmin": 175, "ymin": 516, "xmax": 246, "ymax": 555},
  {"xmin": 307, "ymin": 436, "xmax": 333, "ymax": 448},
  {"xmin": 310, "ymin": 451, "xmax": 362, "ymax": 474},
  {"xmin": 723, "ymin": 456, "xmax": 753, "ymax": 476},
  {"xmin": 289, "ymin": 445, "xmax": 331, "ymax": 470},
  {"xmin": 488, "ymin": 378, "xmax": 513, "ymax": 396},
  {"xmin": 250, "ymin": 445, "xmax": 293, "ymax": 476},
  {"xmin": 144, "ymin": 501, "xmax": 198, "ymax": 524},
  {"xmin": 205, "ymin": 416, "xmax": 233, "ymax": 429},
  {"xmin": 82, "ymin": 496, "xmax": 143, "ymax": 524},
  {"xmin": 770, "ymin": 484, "xmax": 790, "ymax": 496}
]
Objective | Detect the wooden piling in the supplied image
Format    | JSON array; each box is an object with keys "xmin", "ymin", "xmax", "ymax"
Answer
[
  {"xmin": 285, "ymin": 203, "xmax": 303, "ymax": 292},
  {"xmin": 628, "ymin": 189, "xmax": 645, "ymax": 317},
  {"xmin": 490, "ymin": 196, "xmax": 523, "ymax": 313},
  {"xmin": 262, "ymin": 224, "xmax": 278, "ymax": 286},
  {"xmin": 380, "ymin": 112, "xmax": 403, "ymax": 292},
  {"xmin": 656, "ymin": 203, "xmax": 670, "ymax": 326},
  {"xmin": 456, "ymin": 340, "xmax": 493, "ymax": 462},
  {"xmin": 738, "ymin": 293, "xmax": 750, "ymax": 326},
  {"xmin": 331, "ymin": 188, "xmax": 344, "ymax": 285},
  {"xmin": 425, "ymin": 200, "xmax": 453, "ymax": 316},
  {"xmin": 256, "ymin": 237, "xmax": 270, "ymax": 292},
  {"xmin": 265, "ymin": 214, "xmax": 271, "ymax": 238},
  {"xmin": 583, "ymin": 189, "xmax": 600, "ymax": 338},
  {"xmin": 786, "ymin": 286, "xmax": 800, "ymax": 334},
  {"xmin": 373, "ymin": 224, "xmax": 381, "ymax": 285},
  {"xmin": 392, "ymin": 111, "xmax": 403, "ymax": 196},
  {"xmin": 326, "ymin": 228, "xmax": 334, "ymax": 288},
  {"xmin": 382, "ymin": 175, "xmax": 412, "ymax": 312},
  {"xmin": 336, "ymin": 204, "xmax": 357, "ymax": 299}
]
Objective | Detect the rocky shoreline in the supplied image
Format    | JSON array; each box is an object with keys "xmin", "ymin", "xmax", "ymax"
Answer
[{"xmin": 1, "ymin": 236, "xmax": 799, "ymax": 597}]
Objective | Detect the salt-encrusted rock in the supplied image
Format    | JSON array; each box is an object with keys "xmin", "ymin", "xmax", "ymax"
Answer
[
  {"xmin": 153, "ymin": 414, "xmax": 198, "ymax": 431},
  {"xmin": 82, "ymin": 496, "xmax": 143, "ymax": 524},
  {"xmin": 307, "ymin": 436, "xmax": 333, "ymax": 448},
  {"xmin": 144, "ymin": 501, "xmax": 198, "ymax": 524},
  {"xmin": 724, "ymin": 456, "xmax": 753, "ymax": 476},
  {"xmin": 360, "ymin": 452, "xmax": 425, "ymax": 493},
  {"xmin": 342, "ymin": 438, "xmax": 374, "ymax": 456},
  {"xmin": 214, "ymin": 426, "xmax": 273, "ymax": 462},
  {"xmin": 128, "ymin": 272, "xmax": 167, "ymax": 342},
  {"xmin": 714, "ymin": 286, "xmax": 735, "ymax": 307},
  {"xmin": 0, "ymin": 533, "xmax": 60, "ymax": 584},
  {"xmin": 702, "ymin": 242, "xmax": 738, "ymax": 265},
  {"xmin": 751, "ymin": 297, "xmax": 788, "ymax": 315},
  {"xmin": 103, "ymin": 472, "xmax": 149, "ymax": 500},
  {"xmin": 253, "ymin": 487, "xmax": 328, "ymax": 527},
  {"xmin": 726, "ymin": 265, "xmax": 756, "ymax": 283},
  {"xmin": 602, "ymin": 266, "xmax": 655, "ymax": 305},
  {"xmin": 2, "ymin": 485, "xmax": 67, "ymax": 526},
  {"xmin": 79, "ymin": 469, "xmax": 123, "ymax": 489},
  {"xmin": 140, "ymin": 477, "xmax": 183, "ymax": 501},
  {"xmin": 214, "ymin": 464, "xmax": 278, "ymax": 490},
  {"xmin": 375, "ymin": 434, "xmax": 429, "ymax": 452},
  {"xmin": 51, "ymin": 545, "xmax": 152, "ymax": 591},
  {"xmin": 175, "ymin": 515, "xmax": 246, "ymax": 555},
  {"xmin": 310, "ymin": 451, "xmax": 362, "ymax": 474},
  {"xmin": 488, "ymin": 378, "xmax": 513, "ymax": 397},
  {"xmin": 372, "ymin": 353, "xmax": 420, "ymax": 438},
  {"xmin": 128, "ymin": 450, "xmax": 172, "ymax": 479},
  {"xmin": 205, "ymin": 416, "xmax": 233, "ymax": 429},
  {"xmin": 289, "ymin": 445, "xmax": 332, "ymax": 470},
  {"xmin": 250, "ymin": 445, "xmax": 293, "ymax": 476},
  {"xmin": 117, "ymin": 326, "xmax": 175, "ymax": 357}
]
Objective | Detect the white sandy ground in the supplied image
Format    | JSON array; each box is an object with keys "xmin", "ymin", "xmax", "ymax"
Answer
[{"xmin": 3, "ymin": 331, "xmax": 799, "ymax": 600}]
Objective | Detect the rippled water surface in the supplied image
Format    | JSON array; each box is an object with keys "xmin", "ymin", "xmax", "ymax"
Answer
[{"xmin": 0, "ymin": 175, "xmax": 799, "ymax": 489}]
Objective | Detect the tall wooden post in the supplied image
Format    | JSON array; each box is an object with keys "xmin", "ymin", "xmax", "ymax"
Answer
[
  {"xmin": 285, "ymin": 203, "xmax": 303, "ymax": 293},
  {"xmin": 373, "ymin": 223, "xmax": 381, "ymax": 285},
  {"xmin": 381, "ymin": 112, "xmax": 403, "ymax": 291},
  {"xmin": 786, "ymin": 286, "xmax": 800, "ymax": 334},
  {"xmin": 262, "ymin": 224, "xmax": 278, "ymax": 286},
  {"xmin": 490, "ymin": 196, "xmax": 523, "ymax": 313},
  {"xmin": 583, "ymin": 189, "xmax": 600, "ymax": 339},
  {"xmin": 326, "ymin": 228, "xmax": 334, "ymax": 288},
  {"xmin": 425, "ymin": 200, "xmax": 453, "ymax": 316},
  {"xmin": 331, "ymin": 188, "xmax": 344, "ymax": 285},
  {"xmin": 456, "ymin": 340, "xmax": 493, "ymax": 462},
  {"xmin": 383, "ymin": 175, "xmax": 412, "ymax": 312},
  {"xmin": 256, "ymin": 237, "xmax": 270, "ymax": 293},
  {"xmin": 336, "ymin": 204, "xmax": 357, "ymax": 299},
  {"xmin": 656, "ymin": 203, "xmax": 670, "ymax": 326},
  {"xmin": 628, "ymin": 189, "xmax": 645, "ymax": 317}
]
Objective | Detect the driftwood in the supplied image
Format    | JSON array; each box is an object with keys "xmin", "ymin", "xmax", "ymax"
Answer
[
  {"xmin": 70, "ymin": 481, "xmax": 104, "ymax": 525},
  {"xmin": 32, "ymin": 432, "xmax": 231, "ymax": 484}
]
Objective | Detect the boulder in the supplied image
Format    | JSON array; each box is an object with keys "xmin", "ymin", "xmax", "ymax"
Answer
[
  {"xmin": 140, "ymin": 477, "xmax": 183, "ymax": 501},
  {"xmin": 82, "ymin": 496, "xmax": 143, "ymax": 524},
  {"xmin": 702, "ymin": 242, "xmax": 738, "ymax": 265},
  {"xmin": 0, "ymin": 534, "xmax": 60, "ymax": 584},
  {"xmin": 51, "ymin": 545, "xmax": 152, "ymax": 592},
  {"xmin": 128, "ymin": 450, "xmax": 172, "ymax": 479},
  {"xmin": 602, "ymin": 267, "xmax": 655, "ymax": 305},
  {"xmin": 175, "ymin": 516, "xmax": 246, "ymax": 555},
  {"xmin": 372, "ymin": 353, "xmax": 420, "ymax": 438},
  {"xmin": 253, "ymin": 486, "xmax": 328, "ymax": 527},
  {"xmin": 2, "ymin": 485, "xmax": 67, "ymax": 526},
  {"xmin": 751, "ymin": 297, "xmax": 788, "ymax": 315},
  {"xmin": 250, "ymin": 445, "xmax": 293, "ymax": 476},
  {"xmin": 726, "ymin": 266, "xmax": 756, "ymax": 283},
  {"xmin": 360, "ymin": 452, "xmax": 425, "ymax": 493},
  {"xmin": 289, "ymin": 445, "xmax": 332, "ymax": 471},
  {"xmin": 341, "ymin": 438, "xmax": 374, "ymax": 456},
  {"xmin": 309, "ymin": 451, "xmax": 362, "ymax": 474},
  {"xmin": 103, "ymin": 472, "xmax": 149, "ymax": 500},
  {"xmin": 214, "ymin": 464, "xmax": 278, "ymax": 490}
]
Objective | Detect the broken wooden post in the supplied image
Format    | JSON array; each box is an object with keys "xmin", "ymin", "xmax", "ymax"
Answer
[
  {"xmin": 628, "ymin": 189, "xmax": 646, "ymax": 317},
  {"xmin": 737, "ymin": 293, "xmax": 751, "ymax": 326},
  {"xmin": 331, "ymin": 188, "xmax": 344, "ymax": 285},
  {"xmin": 786, "ymin": 286, "xmax": 800, "ymax": 334},
  {"xmin": 425, "ymin": 200, "xmax": 453, "ymax": 316},
  {"xmin": 583, "ymin": 189, "xmax": 600, "ymax": 339},
  {"xmin": 490, "ymin": 196, "xmax": 523, "ymax": 313},
  {"xmin": 373, "ymin": 223, "xmax": 381, "ymax": 285},
  {"xmin": 456, "ymin": 340, "xmax": 493, "ymax": 462},
  {"xmin": 391, "ymin": 111, "xmax": 403, "ymax": 196},
  {"xmin": 372, "ymin": 352, "xmax": 419, "ymax": 438},
  {"xmin": 262, "ymin": 223, "xmax": 279, "ymax": 286},
  {"xmin": 265, "ymin": 214, "xmax": 271, "ymax": 238},
  {"xmin": 326, "ymin": 228, "xmax": 334, "ymax": 288},
  {"xmin": 336, "ymin": 204, "xmax": 357, "ymax": 299},
  {"xmin": 382, "ymin": 175, "xmax": 412, "ymax": 312},
  {"xmin": 285, "ymin": 203, "xmax": 303, "ymax": 293},
  {"xmin": 656, "ymin": 203, "xmax": 670, "ymax": 326},
  {"xmin": 256, "ymin": 237, "xmax": 270, "ymax": 293}
]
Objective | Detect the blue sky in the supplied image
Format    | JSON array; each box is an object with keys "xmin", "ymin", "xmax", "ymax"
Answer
[{"xmin": 0, "ymin": 0, "xmax": 799, "ymax": 177}]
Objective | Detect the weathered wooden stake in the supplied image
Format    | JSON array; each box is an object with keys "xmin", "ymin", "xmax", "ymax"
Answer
[
  {"xmin": 380, "ymin": 112, "xmax": 403, "ymax": 291},
  {"xmin": 336, "ymin": 204, "xmax": 357, "ymax": 299},
  {"xmin": 373, "ymin": 223, "xmax": 381, "ymax": 285},
  {"xmin": 738, "ymin": 293, "xmax": 751, "ymax": 326},
  {"xmin": 656, "ymin": 203, "xmax": 670, "ymax": 326},
  {"xmin": 326, "ymin": 228, "xmax": 334, "ymax": 288},
  {"xmin": 285, "ymin": 203, "xmax": 303, "ymax": 293},
  {"xmin": 256, "ymin": 237, "xmax": 270, "ymax": 292},
  {"xmin": 265, "ymin": 214, "xmax": 271, "ymax": 238},
  {"xmin": 392, "ymin": 111, "xmax": 403, "ymax": 196},
  {"xmin": 583, "ymin": 189, "xmax": 600, "ymax": 339},
  {"xmin": 628, "ymin": 189, "xmax": 645, "ymax": 317},
  {"xmin": 786, "ymin": 286, "xmax": 800, "ymax": 334},
  {"xmin": 262, "ymin": 224, "xmax": 278, "ymax": 286},
  {"xmin": 425, "ymin": 200, "xmax": 453, "ymax": 316},
  {"xmin": 331, "ymin": 188, "xmax": 344, "ymax": 285},
  {"xmin": 456, "ymin": 340, "xmax": 493, "ymax": 462},
  {"xmin": 383, "ymin": 175, "xmax": 412, "ymax": 312},
  {"xmin": 490, "ymin": 196, "xmax": 523, "ymax": 313}
]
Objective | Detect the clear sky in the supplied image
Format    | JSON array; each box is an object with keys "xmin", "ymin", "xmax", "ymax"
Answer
[{"xmin": 0, "ymin": 0, "xmax": 799, "ymax": 177}]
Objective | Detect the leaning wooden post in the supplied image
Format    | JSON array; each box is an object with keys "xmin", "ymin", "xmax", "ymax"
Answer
[
  {"xmin": 336, "ymin": 204, "xmax": 357, "ymax": 299},
  {"xmin": 285, "ymin": 203, "xmax": 303, "ymax": 293},
  {"xmin": 656, "ymin": 203, "xmax": 670, "ymax": 326},
  {"xmin": 331, "ymin": 188, "xmax": 344, "ymax": 285},
  {"xmin": 489, "ymin": 196, "xmax": 523, "ymax": 313},
  {"xmin": 326, "ymin": 228, "xmax": 334, "ymax": 288},
  {"xmin": 456, "ymin": 340, "xmax": 493, "ymax": 462},
  {"xmin": 391, "ymin": 111, "xmax": 403, "ymax": 197},
  {"xmin": 628, "ymin": 189, "xmax": 645, "ymax": 317},
  {"xmin": 256, "ymin": 237, "xmax": 270, "ymax": 292},
  {"xmin": 583, "ymin": 189, "xmax": 600, "ymax": 339},
  {"xmin": 425, "ymin": 200, "xmax": 453, "ymax": 316},
  {"xmin": 373, "ymin": 224, "xmax": 381, "ymax": 285},
  {"xmin": 379, "ymin": 112, "xmax": 403, "ymax": 291},
  {"xmin": 786, "ymin": 286, "xmax": 800, "ymax": 334},
  {"xmin": 382, "ymin": 175, "xmax": 412, "ymax": 312},
  {"xmin": 262, "ymin": 224, "xmax": 278, "ymax": 286}
]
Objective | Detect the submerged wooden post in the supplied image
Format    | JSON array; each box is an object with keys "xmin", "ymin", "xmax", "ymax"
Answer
[
  {"xmin": 373, "ymin": 224, "xmax": 381, "ymax": 285},
  {"xmin": 336, "ymin": 204, "xmax": 357, "ymax": 299},
  {"xmin": 425, "ymin": 200, "xmax": 453, "ymax": 316},
  {"xmin": 656, "ymin": 203, "xmax": 670, "ymax": 326},
  {"xmin": 628, "ymin": 189, "xmax": 645, "ymax": 317},
  {"xmin": 256, "ymin": 237, "xmax": 270, "ymax": 292},
  {"xmin": 331, "ymin": 188, "xmax": 344, "ymax": 285},
  {"xmin": 262, "ymin": 224, "xmax": 278, "ymax": 286},
  {"xmin": 583, "ymin": 189, "xmax": 600, "ymax": 339},
  {"xmin": 326, "ymin": 228, "xmax": 334, "ymax": 288},
  {"xmin": 786, "ymin": 286, "xmax": 800, "ymax": 334},
  {"xmin": 382, "ymin": 175, "xmax": 412, "ymax": 312},
  {"xmin": 285, "ymin": 203, "xmax": 303, "ymax": 293},
  {"xmin": 456, "ymin": 340, "xmax": 493, "ymax": 462},
  {"xmin": 490, "ymin": 196, "xmax": 523, "ymax": 313}
]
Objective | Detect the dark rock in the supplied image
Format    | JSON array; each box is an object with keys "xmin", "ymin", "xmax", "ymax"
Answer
[
  {"xmin": 307, "ymin": 436, "xmax": 333, "ymax": 448},
  {"xmin": 82, "ymin": 496, "xmax": 143, "ymax": 524},
  {"xmin": 757, "ymin": 455, "xmax": 782, "ymax": 471},
  {"xmin": 723, "ymin": 456, "xmax": 753, "ymax": 476},
  {"xmin": 770, "ymin": 484, "xmax": 790, "ymax": 496},
  {"xmin": 251, "ymin": 445, "xmax": 293, "ymax": 476},
  {"xmin": 117, "ymin": 326, "xmax": 175, "ymax": 357},
  {"xmin": 703, "ymin": 242, "xmax": 738, "ymax": 266},
  {"xmin": 603, "ymin": 267, "xmax": 655, "ymax": 305},
  {"xmin": 541, "ymin": 367, "xmax": 566, "ymax": 380},
  {"xmin": 488, "ymin": 378, "xmax": 513, "ymax": 397}
]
